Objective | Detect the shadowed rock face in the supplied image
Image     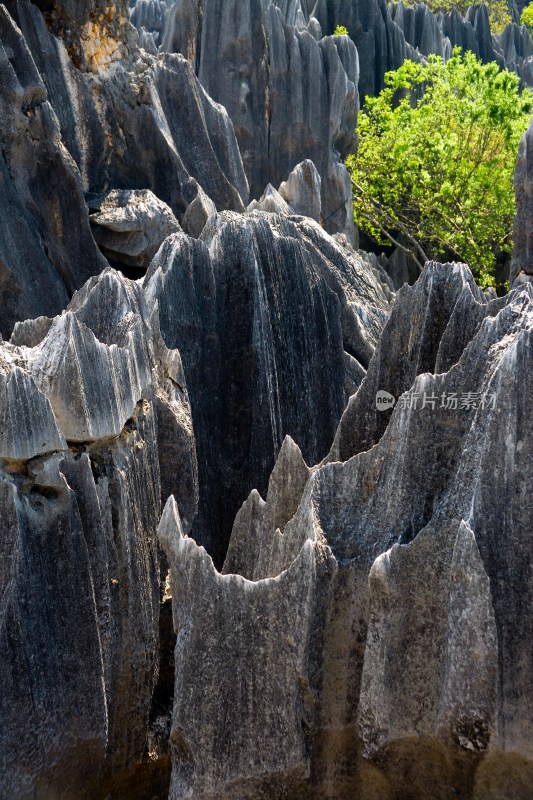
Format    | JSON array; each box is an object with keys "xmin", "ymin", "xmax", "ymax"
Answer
[
  {"xmin": 311, "ymin": 0, "xmax": 533, "ymax": 97},
  {"xmin": 311, "ymin": 0, "xmax": 418, "ymax": 98},
  {"xmin": 130, "ymin": 0, "xmax": 175, "ymax": 47},
  {"xmin": 143, "ymin": 0, "xmax": 533, "ymax": 253},
  {"xmin": 512, "ymin": 118, "xmax": 533, "ymax": 285},
  {"xmin": 9, "ymin": 0, "xmax": 249, "ymax": 211},
  {"xmin": 0, "ymin": 269, "xmax": 197, "ymax": 800},
  {"xmin": 329, "ymin": 262, "xmax": 489, "ymax": 462},
  {"xmin": 0, "ymin": 6, "xmax": 108, "ymax": 337},
  {"xmin": 160, "ymin": 265, "xmax": 533, "ymax": 799},
  {"xmin": 145, "ymin": 212, "xmax": 391, "ymax": 566},
  {"xmin": 0, "ymin": 1, "xmax": 248, "ymax": 334}
]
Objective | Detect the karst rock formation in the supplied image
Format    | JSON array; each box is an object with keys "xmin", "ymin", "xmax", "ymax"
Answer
[{"xmin": 0, "ymin": 1, "xmax": 531, "ymax": 798}]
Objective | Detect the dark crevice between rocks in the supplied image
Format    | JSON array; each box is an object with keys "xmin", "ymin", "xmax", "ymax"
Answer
[
  {"xmin": 102, "ymin": 254, "xmax": 148, "ymax": 282},
  {"xmin": 145, "ymin": 594, "xmax": 175, "ymax": 772}
]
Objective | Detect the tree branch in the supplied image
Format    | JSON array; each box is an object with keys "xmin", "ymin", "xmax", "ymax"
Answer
[{"xmin": 351, "ymin": 178, "xmax": 430, "ymax": 266}]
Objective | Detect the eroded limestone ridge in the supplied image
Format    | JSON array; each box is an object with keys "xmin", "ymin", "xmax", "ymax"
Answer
[
  {"xmin": 160, "ymin": 265, "xmax": 533, "ymax": 799},
  {"xmin": 0, "ymin": 1, "xmax": 532, "ymax": 798},
  {"xmin": 144, "ymin": 212, "xmax": 392, "ymax": 566},
  {"xmin": 0, "ymin": 268, "xmax": 197, "ymax": 799},
  {"xmin": 0, "ymin": 206, "xmax": 393, "ymax": 798}
]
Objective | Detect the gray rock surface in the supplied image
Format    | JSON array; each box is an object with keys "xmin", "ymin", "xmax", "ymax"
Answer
[
  {"xmin": 494, "ymin": 21, "xmax": 533, "ymax": 82},
  {"xmin": 2, "ymin": 2, "xmax": 533, "ymax": 798},
  {"xmin": 160, "ymin": 0, "xmax": 359, "ymax": 241},
  {"xmin": 329, "ymin": 262, "xmax": 487, "ymax": 462},
  {"xmin": 311, "ymin": 0, "xmax": 419, "ymax": 98},
  {"xmin": 247, "ymin": 184, "xmax": 291, "ymax": 215},
  {"xmin": 0, "ymin": 0, "xmax": 249, "ymax": 333},
  {"xmin": 512, "ymin": 117, "xmax": 533, "ymax": 284},
  {"xmin": 144, "ymin": 212, "xmax": 391, "ymax": 565},
  {"xmin": 390, "ymin": 1, "xmax": 450, "ymax": 59},
  {"xmin": 0, "ymin": 5, "xmax": 108, "ymax": 337},
  {"xmin": 130, "ymin": 0, "xmax": 175, "ymax": 47},
  {"xmin": 314, "ymin": 0, "xmax": 533, "ymax": 97},
  {"xmin": 161, "ymin": 263, "xmax": 533, "ymax": 798},
  {"xmin": 0, "ymin": 268, "xmax": 197, "ymax": 799},
  {"xmin": 279, "ymin": 159, "xmax": 323, "ymax": 221},
  {"xmin": 89, "ymin": 189, "xmax": 182, "ymax": 270},
  {"xmin": 180, "ymin": 179, "xmax": 217, "ymax": 238}
]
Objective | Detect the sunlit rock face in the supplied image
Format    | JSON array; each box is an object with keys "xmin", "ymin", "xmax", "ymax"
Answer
[{"xmin": 161, "ymin": 265, "xmax": 533, "ymax": 800}]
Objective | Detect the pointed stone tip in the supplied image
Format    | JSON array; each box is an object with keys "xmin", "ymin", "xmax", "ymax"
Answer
[
  {"xmin": 248, "ymin": 488, "xmax": 266, "ymax": 506},
  {"xmin": 158, "ymin": 495, "xmax": 186, "ymax": 553},
  {"xmin": 278, "ymin": 434, "xmax": 307, "ymax": 466},
  {"xmin": 160, "ymin": 494, "xmax": 181, "ymax": 528}
]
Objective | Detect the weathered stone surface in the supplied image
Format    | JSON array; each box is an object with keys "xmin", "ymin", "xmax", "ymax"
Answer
[
  {"xmin": 512, "ymin": 117, "xmax": 533, "ymax": 283},
  {"xmin": 390, "ymin": 1, "xmax": 450, "ymax": 59},
  {"xmin": 0, "ymin": 0, "xmax": 252, "ymax": 332},
  {"xmin": 0, "ymin": 268, "xmax": 197, "ymax": 799},
  {"xmin": 382, "ymin": 242, "xmax": 423, "ymax": 289},
  {"xmin": 0, "ymin": 5, "xmax": 108, "ymax": 337},
  {"xmin": 89, "ymin": 189, "xmax": 182, "ymax": 270},
  {"xmin": 159, "ymin": 495, "xmax": 334, "ymax": 800},
  {"xmin": 3, "ymin": 2, "xmax": 533, "ymax": 798},
  {"xmin": 180, "ymin": 178, "xmax": 217, "ymax": 238},
  {"xmin": 0, "ymin": 362, "xmax": 66, "ymax": 461},
  {"xmin": 222, "ymin": 435, "xmax": 312, "ymax": 581},
  {"xmin": 359, "ymin": 518, "xmax": 498, "ymax": 758},
  {"xmin": 494, "ymin": 21, "xmax": 533, "ymax": 81},
  {"xmin": 247, "ymin": 184, "xmax": 291, "ymax": 215},
  {"xmin": 329, "ymin": 262, "xmax": 487, "ymax": 462},
  {"xmin": 311, "ymin": 0, "xmax": 533, "ymax": 101},
  {"xmin": 130, "ymin": 0, "xmax": 175, "ymax": 47},
  {"xmin": 30, "ymin": 0, "xmax": 136, "ymax": 73},
  {"xmin": 311, "ymin": 0, "xmax": 419, "ymax": 98},
  {"xmin": 3, "ymin": 2, "xmax": 248, "ymax": 232},
  {"xmin": 161, "ymin": 0, "xmax": 359, "ymax": 241},
  {"xmin": 145, "ymin": 212, "xmax": 391, "ymax": 564},
  {"xmin": 279, "ymin": 159, "xmax": 322, "ymax": 221},
  {"xmin": 161, "ymin": 265, "xmax": 533, "ymax": 798}
]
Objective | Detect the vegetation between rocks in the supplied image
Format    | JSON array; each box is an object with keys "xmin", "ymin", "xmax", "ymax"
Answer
[
  {"xmin": 390, "ymin": 0, "xmax": 512, "ymax": 33},
  {"xmin": 346, "ymin": 50, "xmax": 532, "ymax": 289}
]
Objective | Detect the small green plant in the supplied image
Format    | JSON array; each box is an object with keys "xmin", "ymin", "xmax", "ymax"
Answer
[
  {"xmin": 333, "ymin": 25, "xmax": 349, "ymax": 36},
  {"xmin": 346, "ymin": 50, "xmax": 533, "ymax": 289},
  {"xmin": 521, "ymin": 1, "xmax": 533, "ymax": 33}
]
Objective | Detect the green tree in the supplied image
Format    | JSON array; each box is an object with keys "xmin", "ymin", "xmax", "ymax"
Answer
[
  {"xmin": 346, "ymin": 50, "xmax": 532, "ymax": 288},
  {"xmin": 333, "ymin": 25, "xmax": 349, "ymax": 35},
  {"xmin": 520, "ymin": 1, "xmax": 533, "ymax": 33}
]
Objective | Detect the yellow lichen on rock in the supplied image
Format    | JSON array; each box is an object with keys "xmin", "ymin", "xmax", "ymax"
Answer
[{"xmin": 80, "ymin": 8, "xmax": 127, "ymax": 73}]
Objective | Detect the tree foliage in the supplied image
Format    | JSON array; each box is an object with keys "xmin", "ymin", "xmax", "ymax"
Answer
[
  {"xmin": 333, "ymin": 24, "xmax": 349, "ymax": 35},
  {"xmin": 390, "ymin": 0, "xmax": 511, "ymax": 34},
  {"xmin": 346, "ymin": 50, "xmax": 532, "ymax": 288},
  {"xmin": 520, "ymin": 1, "xmax": 533, "ymax": 33}
]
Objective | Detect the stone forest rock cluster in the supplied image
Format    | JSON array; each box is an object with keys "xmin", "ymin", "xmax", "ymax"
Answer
[{"xmin": 0, "ymin": 1, "xmax": 531, "ymax": 799}]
